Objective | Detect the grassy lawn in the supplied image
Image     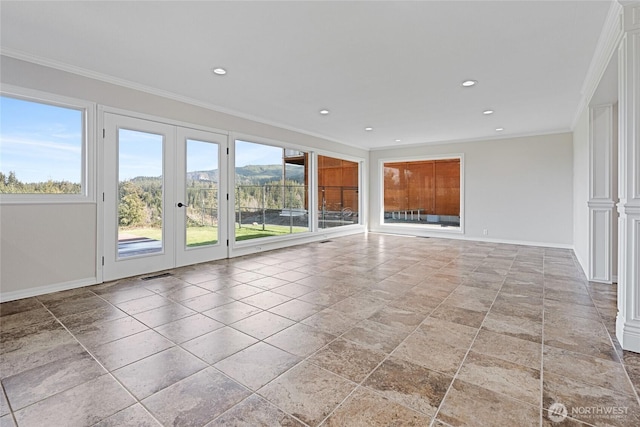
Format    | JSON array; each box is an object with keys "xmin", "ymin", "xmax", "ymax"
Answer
[{"xmin": 121, "ymin": 223, "xmax": 308, "ymax": 246}]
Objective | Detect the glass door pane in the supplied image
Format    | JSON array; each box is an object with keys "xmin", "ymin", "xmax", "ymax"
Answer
[
  {"xmin": 185, "ymin": 139, "xmax": 219, "ymax": 248},
  {"xmin": 117, "ymin": 129, "xmax": 164, "ymax": 258}
]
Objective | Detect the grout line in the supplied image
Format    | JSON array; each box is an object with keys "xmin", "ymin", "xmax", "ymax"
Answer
[
  {"xmin": 540, "ymin": 251, "xmax": 546, "ymax": 427},
  {"xmin": 429, "ymin": 252, "xmax": 515, "ymax": 426},
  {"xmin": 571, "ymin": 255, "xmax": 640, "ymax": 408},
  {"xmin": 20, "ymin": 299, "xmax": 165, "ymax": 427},
  {"xmin": 4, "ymin": 237, "xmax": 600, "ymax": 426}
]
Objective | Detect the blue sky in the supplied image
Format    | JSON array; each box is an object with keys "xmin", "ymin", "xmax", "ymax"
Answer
[
  {"xmin": 0, "ymin": 96, "xmax": 83, "ymax": 183},
  {"xmin": 1, "ymin": 96, "xmax": 291, "ymax": 183},
  {"xmin": 235, "ymin": 140, "xmax": 283, "ymax": 168}
]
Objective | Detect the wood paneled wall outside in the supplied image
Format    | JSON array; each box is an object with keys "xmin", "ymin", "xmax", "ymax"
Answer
[
  {"xmin": 383, "ymin": 159, "xmax": 460, "ymax": 216},
  {"xmin": 318, "ymin": 155, "xmax": 359, "ymax": 213}
]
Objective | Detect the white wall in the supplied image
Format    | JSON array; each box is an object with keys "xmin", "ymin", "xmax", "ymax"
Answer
[
  {"xmin": 0, "ymin": 204, "xmax": 96, "ymax": 295},
  {"xmin": 369, "ymin": 133, "xmax": 574, "ymax": 247},
  {"xmin": 573, "ymin": 106, "xmax": 590, "ymax": 272},
  {"xmin": 0, "ymin": 56, "xmax": 367, "ymax": 301}
]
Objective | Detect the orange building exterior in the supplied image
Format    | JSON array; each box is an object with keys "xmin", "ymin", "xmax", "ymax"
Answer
[{"xmin": 383, "ymin": 159, "xmax": 460, "ymax": 217}]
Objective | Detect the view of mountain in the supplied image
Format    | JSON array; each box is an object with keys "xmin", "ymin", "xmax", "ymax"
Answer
[{"xmin": 186, "ymin": 164, "xmax": 304, "ymax": 185}]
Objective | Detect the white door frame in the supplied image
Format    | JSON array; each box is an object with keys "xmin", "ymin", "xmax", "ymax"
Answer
[{"xmin": 100, "ymin": 108, "xmax": 228, "ymax": 282}]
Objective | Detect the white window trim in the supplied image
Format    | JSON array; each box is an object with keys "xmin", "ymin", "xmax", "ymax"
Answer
[
  {"xmin": 230, "ymin": 133, "xmax": 316, "ymax": 249},
  {"xmin": 314, "ymin": 149, "xmax": 367, "ymax": 233},
  {"xmin": 0, "ymin": 84, "xmax": 96, "ymax": 204},
  {"xmin": 378, "ymin": 153, "xmax": 465, "ymax": 235}
]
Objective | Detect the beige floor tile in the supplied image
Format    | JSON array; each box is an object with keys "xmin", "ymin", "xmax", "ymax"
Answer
[
  {"xmin": 2, "ymin": 351, "xmax": 106, "ymax": 410},
  {"xmin": 73, "ymin": 316, "xmax": 148, "ymax": 348},
  {"xmin": 93, "ymin": 404, "xmax": 161, "ymax": 427},
  {"xmin": 543, "ymin": 346, "xmax": 635, "ymax": 396},
  {"xmin": 154, "ymin": 313, "xmax": 224, "ymax": 343},
  {"xmin": 206, "ymin": 394, "xmax": 304, "ymax": 426},
  {"xmin": 341, "ymin": 319, "xmax": 409, "ymax": 353},
  {"xmin": 231, "ymin": 311, "xmax": 295, "ymax": 340},
  {"xmin": 363, "ymin": 356, "xmax": 453, "ymax": 416},
  {"xmin": 182, "ymin": 327, "xmax": 257, "ymax": 364},
  {"xmin": 324, "ymin": 387, "xmax": 431, "ymax": 426},
  {"xmin": 112, "ymin": 347, "xmax": 207, "ymax": 399},
  {"xmin": 457, "ymin": 351, "xmax": 541, "ymax": 406},
  {"xmin": 437, "ymin": 379, "xmax": 540, "ymax": 427},
  {"xmin": 143, "ymin": 368, "xmax": 250, "ymax": 426},
  {"xmin": 132, "ymin": 302, "xmax": 195, "ymax": 328},
  {"xmin": 1, "ymin": 235, "xmax": 635, "ymax": 427},
  {"xmin": 309, "ymin": 338, "xmax": 386, "ymax": 383},
  {"xmin": 258, "ymin": 362, "xmax": 356, "ymax": 426},
  {"xmin": 13, "ymin": 375, "xmax": 134, "ymax": 427},
  {"xmin": 214, "ymin": 342, "xmax": 300, "ymax": 390},
  {"xmin": 91, "ymin": 329, "xmax": 173, "ymax": 370},
  {"xmin": 202, "ymin": 301, "xmax": 263, "ymax": 324},
  {"xmin": 543, "ymin": 372, "xmax": 640, "ymax": 427},
  {"xmin": 393, "ymin": 330, "xmax": 468, "ymax": 375},
  {"xmin": 268, "ymin": 299, "xmax": 323, "ymax": 321},
  {"xmin": 301, "ymin": 308, "xmax": 362, "ymax": 335},
  {"xmin": 429, "ymin": 304, "xmax": 487, "ymax": 328},
  {"xmin": 265, "ymin": 323, "xmax": 335, "ymax": 357},
  {"xmin": 472, "ymin": 328, "xmax": 542, "ymax": 369}
]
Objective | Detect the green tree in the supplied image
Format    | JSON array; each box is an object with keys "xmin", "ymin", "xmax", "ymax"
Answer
[
  {"xmin": 118, "ymin": 181, "xmax": 146, "ymax": 226},
  {"xmin": 119, "ymin": 193, "xmax": 145, "ymax": 226}
]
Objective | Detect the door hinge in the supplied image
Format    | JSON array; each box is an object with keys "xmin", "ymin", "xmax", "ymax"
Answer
[
  {"xmin": 226, "ymin": 239, "xmax": 229, "ymax": 247},
  {"xmin": 226, "ymin": 193, "xmax": 229, "ymax": 201},
  {"xmin": 101, "ymin": 256, "xmax": 104, "ymax": 266},
  {"xmin": 102, "ymin": 129, "xmax": 105, "ymax": 138},
  {"xmin": 226, "ymin": 147, "xmax": 229, "ymax": 155},
  {"xmin": 102, "ymin": 192, "xmax": 105, "ymax": 202}
]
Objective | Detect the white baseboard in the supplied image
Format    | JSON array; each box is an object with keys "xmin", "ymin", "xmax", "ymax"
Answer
[
  {"xmin": 231, "ymin": 226, "xmax": 365, "ymax": 258},
  {"xmin": 573, "ymin": 248, "xmax": 589, "ymax": 279},
  {"xmin": 617, "ymin": 316, "xmax": 640, "ymax": 354},
  {"xmin": 0, "ymin": 277, "xmax": 98, "ymax": 302},
  {"xmin": 368, "ymin": 227, "xmax": 573, "ymax": 249}
]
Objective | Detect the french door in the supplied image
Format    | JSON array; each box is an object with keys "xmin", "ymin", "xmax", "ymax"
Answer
[{"xmin": 103, "ymin": 113, "xmax": 227, "ymax": 281}]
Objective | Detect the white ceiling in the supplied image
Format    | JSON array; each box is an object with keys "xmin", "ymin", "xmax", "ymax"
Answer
[{"xmin": 0, "ymin": 1, "xmax": 613, "ymax": 150}]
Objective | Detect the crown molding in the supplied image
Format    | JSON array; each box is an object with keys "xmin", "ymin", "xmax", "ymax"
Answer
[
  {"xmin": 369, "ymin": 128, "xmax": 571, "ymax": 152},
  {"xmin": 0, "ymin": 48, "xmax": 364, "ymax": 151},
  {"xmin": 571, "ymin": 1, "xmax": 624, "ymax": 130}
]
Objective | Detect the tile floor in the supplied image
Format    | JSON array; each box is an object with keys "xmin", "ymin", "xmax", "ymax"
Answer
[{"xmin": 1, "ymin": 233, "xmax": 640, "ymax": 426}]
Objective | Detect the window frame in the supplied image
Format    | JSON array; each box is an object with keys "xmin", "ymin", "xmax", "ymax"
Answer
[
  {"xmin": 378, "ymin": 154, "xmax": 465, "ymax": 234},
  {"xmin": 0, "ymin": 85, "xmax": 96, "ymax": 204},
  {"xmin": 314, "ymin": 150, "xmax": 365, "ymax": 231},
  {"xmin": 230, "ymin": 134, "xmax": 315, "ymax": 247}
]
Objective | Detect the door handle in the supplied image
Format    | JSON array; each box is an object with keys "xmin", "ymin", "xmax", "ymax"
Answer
[{"xmin": 177, "ymin": 202, "xmax": 188, "ymax": 208}]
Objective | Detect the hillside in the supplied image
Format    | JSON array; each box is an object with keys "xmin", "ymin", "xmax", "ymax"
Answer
[{"xmin": 186, "ymin": 164, "xmax": 304, "ymax": 185}]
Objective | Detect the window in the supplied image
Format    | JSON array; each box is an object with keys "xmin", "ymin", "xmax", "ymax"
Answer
[
  {"xmin": 318, "ymin": 155, "xmax": 359, "ymax": 229},
  {"xmin": 234, "ymin": 140, "xmax": 309, "ymax": 241},
  {"xmin": 0, "ymin": 87, "xmax": 94, "ymax": 202},
  {"xmin": 382, "ymin": 157, "xmax": 461, "ymax": 228}
]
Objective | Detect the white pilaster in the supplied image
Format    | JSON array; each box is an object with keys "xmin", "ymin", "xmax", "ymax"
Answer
[
  {"xmin": 616, "ymin": 1, "xmax": 640, "ymax": 353},
  {"xmin": 589, "ymin": 104, "xmax": 616, "ymax": 283}
]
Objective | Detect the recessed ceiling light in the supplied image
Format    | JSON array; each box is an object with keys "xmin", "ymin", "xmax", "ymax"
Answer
[
  {"xmin": 496, "ymin": 127, "xmax": 504, "ymax": 131},
  {"xmin": 395, "ymin": 139, "xmax": 401, "ymax": 142},
  {"xmin": 462, "ymin": 80, "xmax": 477, "ymax": 87},
  {"xmin": 211, "ymin": 67, "xmax": 227, "ymax": 75},
  {"xmin": 483, "ymin": 110, "xmax": 494, "ymax": 115},
  {"xmin": 365, "ymin": 127, "xmax": 373, "ymax": 131},
  {"xmin": 319, "ymin": 109, "xmax": 330, "ymax": 115}
]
